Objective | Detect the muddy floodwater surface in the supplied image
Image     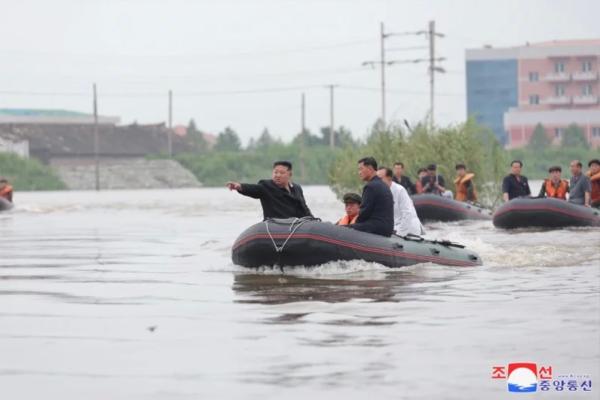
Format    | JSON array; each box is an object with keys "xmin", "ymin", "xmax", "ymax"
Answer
[{"xmin": 1, "ymin": 186, "xmax": 598, "ymax": 399}]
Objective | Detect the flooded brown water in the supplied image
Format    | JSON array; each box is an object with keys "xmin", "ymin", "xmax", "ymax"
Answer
[{"xmin": 0, "ymin": 187, "xmax": 598, "ymax": 399}]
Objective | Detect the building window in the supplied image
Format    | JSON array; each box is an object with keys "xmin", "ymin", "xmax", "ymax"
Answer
[
  {"xmin": 582, "ymin": 84, "xmax": 593, "ymax": 96},
  {"xmin": 555, "ymin": 84, "xmax": 565, "ymax": 96},
  {"xmin": 529, "ymin": 95, "xmax": 540, "ymax": 105},
  {"xmin": 582, "ymin": 60, "xmax": 593, "ymax": 72},
  {"xmin": 554, "ymin": 62, "xmax": 565, "ymax": 73},
  {"xmin": 555, "ymin": 128, "xmax": 564, "ymax": 138},
  {"xmin": 593, "ymin": 127, "xmax": 600, "ymax": 138},
  {"xmin": 528, "ymin": 72, "xmax": 539, "ymax": 82}
]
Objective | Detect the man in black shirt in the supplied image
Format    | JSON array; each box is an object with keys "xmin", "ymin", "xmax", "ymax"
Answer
[
  {"xmin": 502, "ymin": 160, "xmax": 531, "ymax": 201},
  {"xmin": 351, "ymin": 157, "xmax": 394, "ymax": 237},
  {"xmin": 420, "ymin": 164, "xmax": 447, "ymax": 195},
  {"xmin": 392, "ymin": 162, "xmax": 417, "ymax": 195},
  {"xmin": 227, "ymin": 161, "xmax": 313, "ymax": 220}
]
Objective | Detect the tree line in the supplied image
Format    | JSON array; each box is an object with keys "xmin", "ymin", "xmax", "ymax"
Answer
[
  {"xmin": 176, "ymin": 118, "xmax": 596, "ymax": 206},
  {"xmin": 511, "ymin": 122, "xmax": 596, "ymax": 179}
]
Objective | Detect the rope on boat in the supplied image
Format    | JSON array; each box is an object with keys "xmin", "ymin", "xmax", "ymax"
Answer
[{"xmin": 264, "ymin": 217, "xmax": 315, "ymax": 253}]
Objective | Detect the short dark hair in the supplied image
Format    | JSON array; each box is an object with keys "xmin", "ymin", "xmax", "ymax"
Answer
[
  {"xmin": 358, "ymin": 157, "xmax": 378, "ymax": 170},
  {"xmin": 417, "ymin": 168, "xmax": 427, "ymax": 174},
  {"xmin": 393, "ymin": 162, "xmax": 404, "ymax": 168},
  {"xmin": 571, "ymin": 160, "xmax": 583, "ymax": 168},
  {"xmin": 378, "ymin": 167, "xmax": 393, "ymax": 178},
  {"xmin": 273, "ymin": 161, "xmax": 292, "ymax": 171},
  {"xmin": 455, "ymin": 163, "xmax": 466, "ymax": 170},
  {"xmin": 548, "ymin": 166, "xmax": 562, "ymax": 173},
  {"xmin": 589, "ymin": 159, "xmax": 600, "ymax": 167},
  {"xmin": 511, "ymin": 160, "xmax": 523, "ymax": 167},
  {"xmin": 342, "ymin": 192, "xmax": 362, "ymax": 204},
  {"xmin": 0, "ymin": 177, "xmax": 7, "ymax": 183},
  {"xmin": 427, "ymin": 164, "xmax": 437, "ymax": 171}
]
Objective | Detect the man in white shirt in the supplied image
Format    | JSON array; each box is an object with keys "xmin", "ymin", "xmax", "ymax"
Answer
[{"xmin": 377, "ymin": 167, "xmax": 423, "ymax": 236}]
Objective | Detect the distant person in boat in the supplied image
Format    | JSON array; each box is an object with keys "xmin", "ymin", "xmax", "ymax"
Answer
[
  {"xmin": 336, "ymin": 193, "xmax": 361, "ymax": 226},
  {"xmin": 377, "ymin": 167, "xmax": 422, "ymax": 236},
  {"xmin": 350, "ymin": 157, "xmax": 394, "ymax": 237},
  {"xmin": 414, "ymin": 168, "xmax": 427, "ymax": 194},
  {"xmin": 0, "ymin": 177, "xmax": 13, "ymax": 203},
  {"xmin": 568, "ymin": 160, "xmax": 591, "ymax": 207},
  {"xmin": 537, "ymin": 166, "xmax": 569, "ymax": 200},
  {"xmin": 454, "ymin": 164, "xmax": 478, "ymax": 202},
  {"xmin": 421, "ymin": 164, "xmax": 452, "ymax": 198},
  {"xmin": 392, "ymin": 162, "xmax": 416, "ymax": 195},
  {"xmin": 587, "ymin": 159, "xmax": 600, "ymax": 208},
  {"xmin": 226, "ymin": 161, "xmax": 313, "ymax": 220},
  {"xmin": 502, "ymin": 160, "xmax": 531, "ymax": 201}
]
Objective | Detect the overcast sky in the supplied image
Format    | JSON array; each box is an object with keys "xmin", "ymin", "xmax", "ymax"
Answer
[{"xmin": 1, "ymin": 0, "xmax": 599, "ymax": 143}]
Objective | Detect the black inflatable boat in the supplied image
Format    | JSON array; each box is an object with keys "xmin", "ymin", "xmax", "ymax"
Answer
[
  {"xmin": 0, "ymin": 198, "xmax": 12, "ymax": 212},
  {"xmin": 493, "ymin": 197, "xmax": 600, "ymax": 229},
  {"xmin": 232, "ymin": 218, "xmax": 482, "ymax": 268},
  {"xmin": 412, "ymin": 194, "xmax": 492, "ymax": 222}
]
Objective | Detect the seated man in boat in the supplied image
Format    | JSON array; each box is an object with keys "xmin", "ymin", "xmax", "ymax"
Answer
[
  {"xmin": 0, "ymin": 177, "xmax": 13, "ymax": 203},
  {"xmin": 350, "ymin": 157, "xmax": 394, "ymax": 237},
  {"xmin": 454, "ymin": 164, "xmax": 477, "ymax": 202},
  {"xmin": 537, "ymin": 166, "xmax": 569, "ymax": 200},
  {"xmin": 377, "ymin": 167, "xmax": 422, "ymax": 236},
  {"xmin": 421, "ymin": 164, "xmax": 452, "ymax": 198},
  {"xmin": 502, "ymin": 160, "xmax": 531, "ymax": 201},
  {"xmin": 568, "ymin": 160, "xmax": 591, "ymax": 207},
  {"xmin": 587, "ymin": 159, "xmax": 600, "ymax": 208},
  {"xmin": 392, "ymin": 162, "xmax": 416, "ymax": 195},
  {"xmin": 414, "ymin": 168, "xmax": 427, "ymax": 194},
  {"xmin": 336, "ymin": 193, "xmax": 361, "ymax": 226},
  {"xmin": 226, "ymin": 161, "xmax": 313, "ymax": 220}
]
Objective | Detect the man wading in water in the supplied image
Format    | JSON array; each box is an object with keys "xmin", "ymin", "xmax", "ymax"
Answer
[{"xmin": 226, "ymin": 161, "xmax": 313, "ymax": 220}]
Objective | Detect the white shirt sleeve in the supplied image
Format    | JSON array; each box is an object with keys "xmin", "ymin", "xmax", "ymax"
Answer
[{"xmin": 391, "ymin": 182, "xmax": 422, "ymax": 236}]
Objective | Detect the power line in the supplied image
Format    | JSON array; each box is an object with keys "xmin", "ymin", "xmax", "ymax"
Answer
[
  {"xmin": 1, "ymin": 38, "xmax": 377, "ymax": 60},
  {"xmin": 0, "ymin": 85, "xmax": 326, "ymax": 98},
  {"xmin": 338, "ymin": 85, "xmax": 463, "ymax": 96},
  {"xmin": 0, "ymin": 84, "xmax": 465, "ymax": 98}
]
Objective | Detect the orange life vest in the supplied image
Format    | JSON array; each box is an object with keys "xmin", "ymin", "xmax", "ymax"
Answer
[
  {"xmin": 587, "ymin": 171, "xmax": 600, "ymax": 204},
  {"xmin": 0, "ymin": 185, "xmax": 12, "ymax": 201},
  {"xmin": 454, "ymin": 173, "xmax": 477, "ymax": 202},
  {"xmin": 337, "ymin": 214, "xmax": 358, "ymax": 226},
  {"xmin": 543, "ymin": 179, "xmax": 568, "ymax": 199}
]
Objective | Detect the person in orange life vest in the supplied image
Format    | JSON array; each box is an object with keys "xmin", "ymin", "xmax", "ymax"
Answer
[
  {"xmin": 336, "ymin": 193, "xmax": 361, "ymax": 226},
  {"xmin": 0, "ymin": 177, "xmax": 13, "ymax": 203},
  {"xmin": 537, "ymin": 166, "xmax": 569, "ymax": 200},
  {"xmin": 587, "ymin": 159, "xmax": 600, "ymax": 208},
  {"xmin": 454, "ymin": 163, "xmax": 478, "ymax": 202},
  {"xmin": 414, "ymin": 168, "xmax": 428, "ymax": 194}
]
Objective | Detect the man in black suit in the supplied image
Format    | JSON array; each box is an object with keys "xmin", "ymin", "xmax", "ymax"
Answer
[
  {"xmin": 227, "ymin": 161, "xmax": 313, "ymax": 220},
  {"xmin": 350, "ymin": 157, "xmax": 394, "ymax": 237},
  {"xmin": 392, "ymin": 162, "xmax": 416, "ymax": 195}
]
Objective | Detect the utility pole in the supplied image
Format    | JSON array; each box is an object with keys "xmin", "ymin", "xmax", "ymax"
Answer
[
  {"xmin": 300, "ymin": 92, "xmax": 306, "ymax": 181},
  {"xmin": 93, "ymin": 83, "xmax": 100, "ymax": 191},
  {"xmin": 301, "ymin": 92, "xmax": 306, "ymax": 135},
  {"xmin": 362, "ymin": 21, "xmax": 445, "ymax": 130},
  {"xmin": 428, "ymin": 20, "xmax": 435, "ymax": 130},
  {"xmin": 427, "ymin": 20, "xmax": 445, "ymax": 130},
  {"xmin": 327, "ymin": 84, "xmax": 338, "ymax": 148},
  {"xmin": 168, "ymin": 89, "xmax": 173, "ymax": 158},
  {"xmin": 380, "ymin": 21, "xmax": 386, "ymax": 126}
]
